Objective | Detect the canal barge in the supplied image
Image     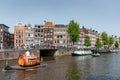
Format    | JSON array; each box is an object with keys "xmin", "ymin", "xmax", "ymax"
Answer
[{"xmin": 17, "ymin": 54, "xmax": 40, "ymax": 67}]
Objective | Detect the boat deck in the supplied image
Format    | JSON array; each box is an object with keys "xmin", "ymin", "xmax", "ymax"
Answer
[{"xmin": 4, "ymin": 64, "xmax": 47, "ymax": 70}]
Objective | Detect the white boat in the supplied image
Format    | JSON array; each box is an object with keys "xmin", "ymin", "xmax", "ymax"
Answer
[{"xmin": 72, "ymin": 49, "xmax": 92, "ymax": 56}]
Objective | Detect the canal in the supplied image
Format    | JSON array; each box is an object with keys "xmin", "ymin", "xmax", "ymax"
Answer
[{"xmin": 1, "ymin": 53, "xmax": 120, "ymax": 80}]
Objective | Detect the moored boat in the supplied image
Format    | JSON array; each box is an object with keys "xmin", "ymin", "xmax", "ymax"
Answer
[{"xmin": 72, "ymin": 49, "xmax": 92, "ymax": 56}]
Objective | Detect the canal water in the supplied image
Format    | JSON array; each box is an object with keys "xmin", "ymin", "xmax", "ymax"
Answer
[{"xmin": 1, "ymin": 53, "xmax": 120, "ymax": 80}]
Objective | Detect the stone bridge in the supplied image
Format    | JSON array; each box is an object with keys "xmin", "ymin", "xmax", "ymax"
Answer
[{"xmin": 0, "ymin": 48, "xmax": 73, "ymax": 60}]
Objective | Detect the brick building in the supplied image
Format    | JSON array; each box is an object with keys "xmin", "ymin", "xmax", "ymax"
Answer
[
  {"xmin": 43, "ymin": 21, "xmax": 54, "ymax": 47},
  {"xmin": 24, "ymin": 24, "xmax": 34, "ymax": 49},
  {"xmin": 54, "ymin": 24, "xmax": 68, "ymax": 47},
  {"xmin": 14, "ymin": 22, "xmax": 26, "ymax": 48},
  {"xmin": 34, "ymin": 24, "xmax": 44, "ymax": 47},
  {"xmin": 0, "ymin": 24, "xmax": 14, "ymax": 49}
]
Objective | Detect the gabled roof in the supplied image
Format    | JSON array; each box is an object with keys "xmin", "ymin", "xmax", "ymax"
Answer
[
  {"xmin": 14, "ymin": 22, "xmax": 25, "ymax": 27},
  {"xmin": 44, "ymin": 21, "xmax": 54, "ymax": 26},
  {"xmin": 82, "ymin": 26, "xmax": 88, "ymax": 34}
]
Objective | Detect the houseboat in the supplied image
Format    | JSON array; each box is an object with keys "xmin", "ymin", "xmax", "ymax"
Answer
[{"xmin": 72, "ymin": 48, "xmax": 92, "ymax": 56}]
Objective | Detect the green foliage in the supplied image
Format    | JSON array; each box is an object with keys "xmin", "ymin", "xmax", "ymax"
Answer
[
  {"xmin": 67, "ymin": 20, "xmax": 80, "ymax": 45},
  {"xmin": 101, "ymin": 32, "xmax": 109, "ymax": 45},
  {"xmin": 108, "ymin": 36, "xmax": 114, "ymax": 46},
  {"xmin": 95, "ymin": 38, "xmax": 102, "ymax": 48},
  {"xmin": 84, "ymin": 35, "xmax": 91, "ymax": 47},
  {"xmin": 114, "ymin": 41, "xmax": 119, "ymax": 48},
  {"xmin": 119, "ymin": 37, "xmax": 120, "ymax": 43}
]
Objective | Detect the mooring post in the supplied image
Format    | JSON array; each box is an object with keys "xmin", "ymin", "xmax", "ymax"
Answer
[{"xmin": 4, "ymin": 52, "xmax": 9, "ymax": 67}]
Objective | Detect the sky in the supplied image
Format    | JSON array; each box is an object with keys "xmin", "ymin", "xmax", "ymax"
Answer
[{"xmin": 0, "ymin": 0, "xmax": 120, "ymax": 36}]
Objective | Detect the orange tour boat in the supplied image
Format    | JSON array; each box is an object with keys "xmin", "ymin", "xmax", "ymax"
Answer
[
  {"xmin": 4, "ymin": 51, "xmax": 47, "ymax": 70},
  {"xmin": 17, "ymin": 54, "xmax": 40, "ymax": 67}
]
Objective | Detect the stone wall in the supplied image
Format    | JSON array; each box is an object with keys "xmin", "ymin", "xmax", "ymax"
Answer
[
  {"xmin": 0, "ymin": 49, "xmax": 40, "ymax": 60},
  {"xmin": 54, "ymin": 49, "xmax": 73, "ymax": 56}
]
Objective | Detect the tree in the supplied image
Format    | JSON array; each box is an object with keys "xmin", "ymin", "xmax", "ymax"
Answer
[
  {"xmin": 101, "ymin": 32, "xmax": 109, "ymax": 45},
  {"xmin": 114, "ymin": 41, "xmax": 119, "ymax": 48},
  {"xmin": 119, "ymin": 37, "xmax": 120, "ymax": 43},
  {"xmin": 108, "ymin": 36, "xmax": 114, "ymax": 47},
  {"xmin": 67, "ymin": 20, "xmax": 80, "ymax": 45},
  {"xmin": 95, "ymin": 38, "xmax": 102, "ymax": 48},
  {"xmin": 84, "ymin": 35, "xmax": 91, "ymax": 47}
]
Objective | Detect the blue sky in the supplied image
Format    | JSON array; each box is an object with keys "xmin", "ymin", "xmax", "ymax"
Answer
[{"xmin": 0, "ymin": 0, "xmax": 120, "ymax": 36}]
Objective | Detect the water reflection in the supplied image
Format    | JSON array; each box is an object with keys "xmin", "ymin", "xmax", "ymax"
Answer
[
  {"xmin": 66, "ymin": 61, "xmax": 80, "ymax": 80},
  {"xmin": 66, "ymin": 56, "xmax": 92, "ymax": 80},
  {"xmin": 17, "ymin": 70, "xmax": 38, "ymax": 80},
  {"xmin": 43, "ymin": 56, "xmax": 55, "ymax": 61},
  {"xmin": 0, "ymin": 60, "xmax": 17, "ymax": 69}
]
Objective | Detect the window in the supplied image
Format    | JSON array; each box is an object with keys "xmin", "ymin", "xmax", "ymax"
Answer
[
  {"xmin": 45, "ymin": 33, "xmax": 47, "ymax": 36},
  {"xmin": 64, "ymin": 40, "xmax": 65, "ymax": 43},
  {"xmin": 28, "ymin": 34, "xmax": 30, "ymax": 37},
  {"xmin": 35, "ymin": 35, "xmax": 37, "ymax": 37},
  {"xmin": 41, "ymin": 35, "xmax": 43, "ymax": 37},
  {"xmin": 57, "ymin": 40, "xmax": 59, "ymax": 43},
  {"xmin": 61, "ymin": 35, "xmax": 63, "ymax": 38},
  {"xmin": 41, "ymin": 30, "xmax": 43, "ymax": 32},
  {"xmin": 60, "ymin": 41, "xmax": 63, "ymax": 43},
  {"xmin": 19, "ymin": 35, "xmax": 21, "ymax": 38},
  {"xmin": 50, "ymin": 30, "xmax": 53, "ymax": 32},
  {"xmin": 38, "ymin": 34, "xmax": 40, "ymax": 37},
  {"xmin": 57, "ymin": 36, "xmax": 59, "ymax": 38},
  {"xmin": 31, "ymin": 34, "xmax": 33, "ymax": 37},
  {"xmin": 45, "ymin": 38, "xmax": 46, "ymax": 41}
]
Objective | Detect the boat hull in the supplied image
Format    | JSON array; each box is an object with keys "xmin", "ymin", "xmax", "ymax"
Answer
[
  {"xmin": 91, "ymin": 49, "xmax": 110, "ymax": 53},
  {"xmin": 72, "ymin": 50, "xmax": 92, "ymax": 56},
  {"xmin": 4, "ymin": 64, "xmax": 47, "ymax": 70},
  {"xmin": 17, "ymin": 54, "xmax": 40, "ymax": 67},
  {"xmin": 72, "ymin": 53, "xmax": 91, "ymax": 56}
]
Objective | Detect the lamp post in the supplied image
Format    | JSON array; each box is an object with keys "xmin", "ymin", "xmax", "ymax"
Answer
[{"xmin": 0, "ymin": 29, "xmax": 3, "ymax": 49}]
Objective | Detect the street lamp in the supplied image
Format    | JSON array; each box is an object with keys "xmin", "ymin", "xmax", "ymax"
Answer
[{"xmin": 0, "ymin": 29, "xmax": 3, "ymax": 49}]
